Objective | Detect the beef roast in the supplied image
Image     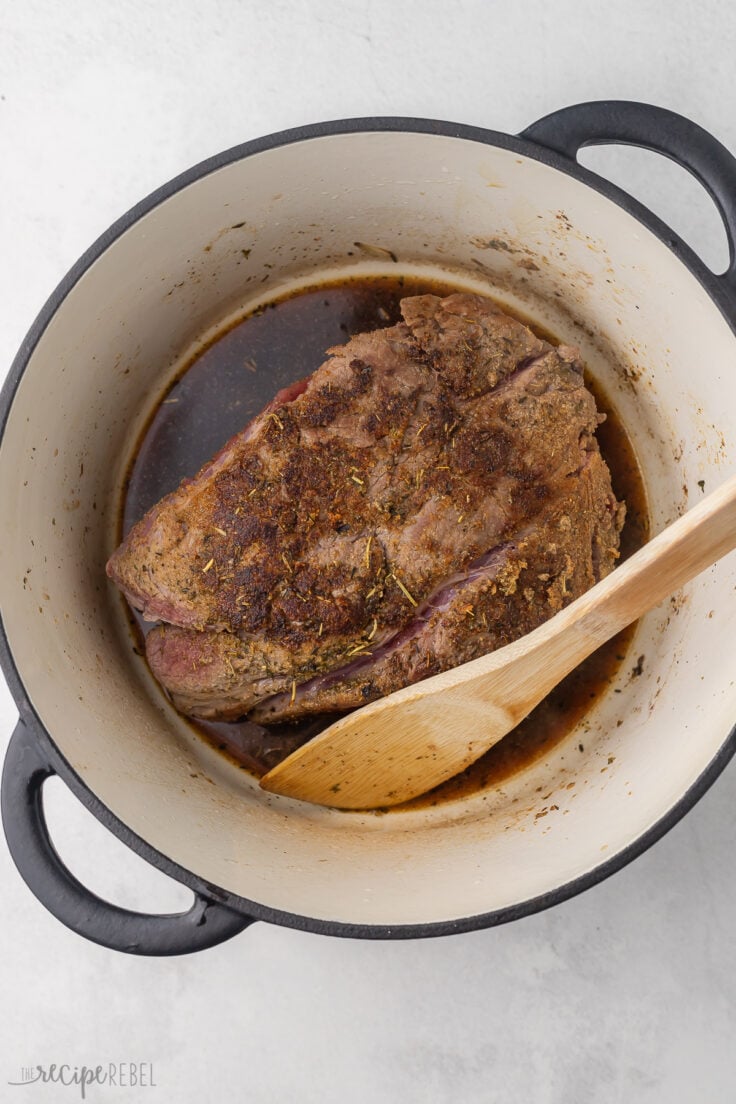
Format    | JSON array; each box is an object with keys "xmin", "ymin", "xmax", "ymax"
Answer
[{"xmin": 107, "ymin": 293, "xmax": 625, "ymax": 721}]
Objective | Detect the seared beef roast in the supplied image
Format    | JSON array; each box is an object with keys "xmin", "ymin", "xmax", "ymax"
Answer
[{"xmin": 108, "ymin": 293, "xmax": 625, "ymax": 721}]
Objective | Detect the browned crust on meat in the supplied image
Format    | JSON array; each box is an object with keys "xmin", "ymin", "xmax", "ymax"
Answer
[
  {"xmin": 150, "ymin": 452, "xmax": 623, "ymax": 720},
  {"xmin": 108, "ymin": 293, "xmax": 625, "ymax": 721}
]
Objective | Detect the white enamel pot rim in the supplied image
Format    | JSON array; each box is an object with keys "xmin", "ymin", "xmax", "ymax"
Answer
[{"xmin": 2, "ymin": 101, "xmax": 736, "ymax": 955}]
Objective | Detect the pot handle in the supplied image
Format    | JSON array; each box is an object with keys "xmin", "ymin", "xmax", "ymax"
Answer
[
  {"xmin": 1, "ymin": 717, "xmax": 253, "ymax": 955},
  {"xmin": 521, "ymin": 100, "xmax": 736, "ymax": 294}
]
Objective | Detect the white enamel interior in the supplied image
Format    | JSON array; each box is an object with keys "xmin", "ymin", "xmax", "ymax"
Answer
[{"xmin": 1, "ymin": 129, "xmax": 735, "ymax": 927}]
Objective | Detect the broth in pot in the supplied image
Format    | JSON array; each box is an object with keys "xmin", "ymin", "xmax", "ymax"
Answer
[{"xmin": 121, "ymin": 275, "xmax": 649, "ymax": 809}]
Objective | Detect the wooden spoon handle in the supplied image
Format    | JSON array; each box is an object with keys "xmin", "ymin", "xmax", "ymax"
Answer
[{"xmin": 471, "ymin": 471, "xmax": 736, "ymax": 711}]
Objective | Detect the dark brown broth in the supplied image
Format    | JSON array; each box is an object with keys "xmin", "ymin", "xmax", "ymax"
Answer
[{"xmin": 122, "ymin": 275, "xmax": 649, "ymax": 800}]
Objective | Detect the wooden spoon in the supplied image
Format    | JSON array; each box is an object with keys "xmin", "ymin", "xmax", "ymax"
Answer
[{"xmin": 260, "ymin": 473, "xmax": 736, "ymax": 809}]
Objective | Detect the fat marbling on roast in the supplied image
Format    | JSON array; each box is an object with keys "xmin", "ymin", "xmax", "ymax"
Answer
[{"xmin": 107, "ymin": 293, "xmax": 625, "ymax": 722}]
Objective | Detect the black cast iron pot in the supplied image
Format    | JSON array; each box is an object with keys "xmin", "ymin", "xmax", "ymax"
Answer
[{"xmin": 2, "ymin": 101, "xmax": 735, "ymax": 954}]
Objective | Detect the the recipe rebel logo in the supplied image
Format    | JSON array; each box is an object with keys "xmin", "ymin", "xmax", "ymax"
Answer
[{"xmin": 8, "ymin": 1063, "xmax": 157, "ymax": 1098}]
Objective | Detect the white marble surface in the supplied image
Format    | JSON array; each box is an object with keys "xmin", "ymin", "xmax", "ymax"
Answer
[{"xmin": 2, "ymin": 1, "xmax": 736, "ymax": 1100}]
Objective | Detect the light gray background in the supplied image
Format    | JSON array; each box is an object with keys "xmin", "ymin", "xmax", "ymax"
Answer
[{"xmin": 1, "ymin": 2, "xmax": 735, "ymax": 1101}]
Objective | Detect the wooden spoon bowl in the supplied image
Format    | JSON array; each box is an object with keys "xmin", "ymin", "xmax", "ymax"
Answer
[{"xmin": 260, "ymin": 473, "xmax": 736, "ymax": 809}]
